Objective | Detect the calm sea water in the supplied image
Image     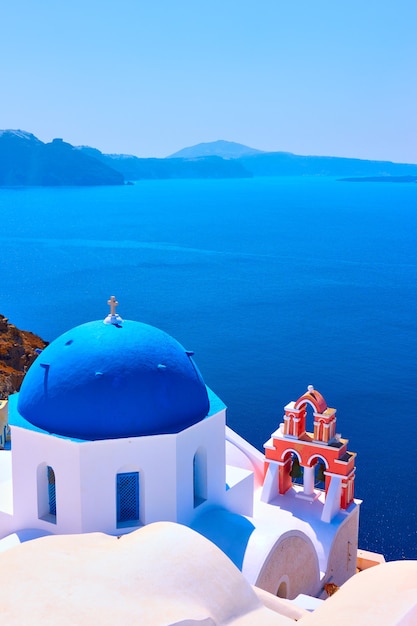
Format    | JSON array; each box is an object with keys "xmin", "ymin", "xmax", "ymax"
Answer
[{"xmin": 0, "ymin": 177, "xmax": 416, "ymax": 561}]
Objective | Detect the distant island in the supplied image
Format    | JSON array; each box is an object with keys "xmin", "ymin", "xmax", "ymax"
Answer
[
  {"xmin": 339, "ymin": 175, "xmax": 417, "ymax": 183},
  {"xmin": 1, "ymin": 130, "xmax": 417, "ymax": 186}
]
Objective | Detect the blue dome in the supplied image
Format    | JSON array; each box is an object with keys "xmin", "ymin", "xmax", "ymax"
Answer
[{"xmin": 17, "ymin": 320, "xmax": 210, "ymax": 440}]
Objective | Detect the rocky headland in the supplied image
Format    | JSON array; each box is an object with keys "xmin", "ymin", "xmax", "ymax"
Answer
[
  {"xmin": 0, "ymin": 130, "xmax": 124, "ymax": 186},
  {"xmin": 0, "ymin": 315, "xmax": 47, "ymax": 398}
]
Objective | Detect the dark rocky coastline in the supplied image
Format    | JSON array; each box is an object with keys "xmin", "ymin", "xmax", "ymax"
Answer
[{"xmin": 0, "ymin": 315, "xmax": 47, "ymax": 398}]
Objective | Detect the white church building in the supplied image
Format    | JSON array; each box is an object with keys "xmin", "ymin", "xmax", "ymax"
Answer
[{"xmin": 0, "ymin": 297, "xmax": 361, "ymax": 600}]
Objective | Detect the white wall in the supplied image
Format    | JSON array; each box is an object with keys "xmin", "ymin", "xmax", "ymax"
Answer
[
  {"xmin": 9, "ymin": 408, "xmax": 233, "ymax": 536},
  {"xmin": 11, "ymin": 426, "xmax": 82, "ymax": 534},
  {"xmin": 176, "ymin": 409, "xmax": 227, "ymax": 525}
]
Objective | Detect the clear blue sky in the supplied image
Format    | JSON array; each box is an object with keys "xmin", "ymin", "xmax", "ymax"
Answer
[{"xmin": 1, "ymin": 1, "xmax": 416, "ymax": 162}]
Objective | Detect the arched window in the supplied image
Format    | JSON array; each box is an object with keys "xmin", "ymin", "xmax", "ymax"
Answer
[
  {"xmin": 116, "ymin": 472, "xmax": 140, "ymax": 527},
  {"xmin": 193, "ymin": 448, "xmax": 207, "ymax": 508},
  {"xmin": 47, "ymin": 466, "xmax": 56, "ymax": 516},
  {"xmin": 37, "ymin": 463, "xmax": 57, "ymax": 523}
]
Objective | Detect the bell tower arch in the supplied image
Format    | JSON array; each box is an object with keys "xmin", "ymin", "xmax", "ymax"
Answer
[{"xmin": 262, "ymin": 386, "xmax": 356, "ymax": 522}]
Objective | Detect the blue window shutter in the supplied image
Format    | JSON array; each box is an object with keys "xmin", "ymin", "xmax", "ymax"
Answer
[
  {"xmin": 47, "ymin": 466, "xmax": 56, "ymax": 517},
  {"xmin": 117, "ymin": 472, "xmax": 139, "ymax": 524}
]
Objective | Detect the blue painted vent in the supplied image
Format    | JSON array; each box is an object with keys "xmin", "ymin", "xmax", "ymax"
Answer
[
  {"xmin": 117, "ymin": 472, "xmax": 139, "ymax": 525},
  {"xmin": 47, "ymin": 466, "xmax": 56, "ymax": 516}
]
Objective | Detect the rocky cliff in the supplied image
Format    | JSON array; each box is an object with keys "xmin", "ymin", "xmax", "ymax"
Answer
[
  {"xmin": 0, "ymin": 130, "xmax": 124, "ymax": 186},
  {"xmin": 0, "ymin": 315, "xmax": 47, "ymax": 398}
]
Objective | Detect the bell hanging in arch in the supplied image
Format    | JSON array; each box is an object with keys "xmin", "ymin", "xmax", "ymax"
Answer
[
  {"xmin": 290, "ymin": 456, "xmax": 302, "ymax": 479},
  {"xmin": 316, "ymin": 462, "xmax": 326, "ymax": 483}
]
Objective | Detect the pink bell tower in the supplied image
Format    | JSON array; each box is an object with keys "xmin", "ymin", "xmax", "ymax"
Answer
[{"xmin": 262, "ymin": 386, "xmax": 356, "ymax": 522}]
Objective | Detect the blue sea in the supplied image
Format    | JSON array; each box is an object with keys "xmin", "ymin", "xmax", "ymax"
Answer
[{"xmin": 1, "ymin": 177, "xmax": 416, "ymax": 561}]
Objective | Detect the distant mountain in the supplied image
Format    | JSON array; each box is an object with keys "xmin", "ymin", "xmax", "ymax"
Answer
[
  {"xmin": 168, "ymin": 140, "xmax": 263, "ymax": 159},
  {"xmin": 0, "ymin": 130, "xmax": 124, "ymax": 186},
  {"xmin": 237, "ymin": 151, "xmax": 417, "ymax": 178},
  {"xmin": 167, "ymin": 141, "xmax": 417, "ymax": 177},
  {"xmin": 77, "ymin": 146, "xmax": 252, "ymax": 180},
  {"xmin": 2, "ymin": 131, "xmax": 417, "ymax": 185}
]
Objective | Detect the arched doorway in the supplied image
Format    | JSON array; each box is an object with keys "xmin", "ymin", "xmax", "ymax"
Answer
[{"xmin": 277, "ymin": 580, "xmax": 288, "ymax": 598}]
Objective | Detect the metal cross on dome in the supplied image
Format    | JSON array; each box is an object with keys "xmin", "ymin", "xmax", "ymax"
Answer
[
  {"xmin": 103, "ymin": 295, "xmax": 123, "ymax": 326},
  {"xmin": 108, "ymin": 295, "xmax": 119, "ymax": 316}
]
